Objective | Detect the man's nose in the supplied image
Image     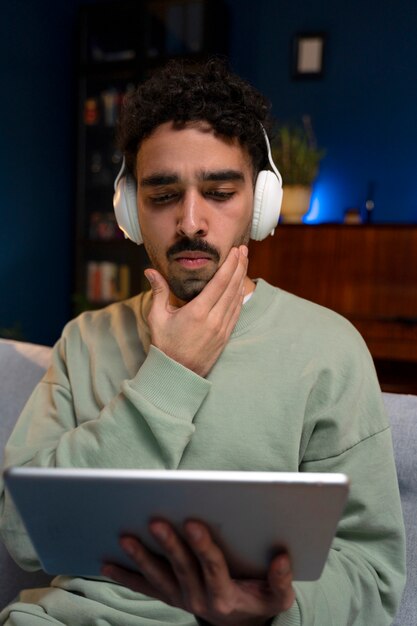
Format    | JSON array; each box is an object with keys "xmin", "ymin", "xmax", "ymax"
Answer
[{"xmin": 176, "ymin": 191, "xmax": 208, "ymax": 238}]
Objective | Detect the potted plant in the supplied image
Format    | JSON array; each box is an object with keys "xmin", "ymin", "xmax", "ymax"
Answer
[{"xmin": 271, "ymin": 115, "xmax": 325, "ymax": 223}]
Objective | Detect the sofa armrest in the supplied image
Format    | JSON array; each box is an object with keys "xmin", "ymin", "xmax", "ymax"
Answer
[
  {"xmin": 383, "ymin": 392, "xmax": 417, "ymax": 626},
  {"xmin": 0, "ymin": 339, "xmax": 53, "ymax": 609}
]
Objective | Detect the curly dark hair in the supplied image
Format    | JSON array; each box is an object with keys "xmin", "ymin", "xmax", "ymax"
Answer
[{"xmin": 117, "ymin": 57, "xmax": 272, "ymax": 179}]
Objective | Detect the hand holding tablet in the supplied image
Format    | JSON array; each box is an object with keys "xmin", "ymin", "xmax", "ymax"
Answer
[
  {"xmin": 102, "ymin": 517, "xmax": 296, "ymax": 625},
  {"xmin": 4, "ymin": 468, "xmax": 349, "ymax": 581}
]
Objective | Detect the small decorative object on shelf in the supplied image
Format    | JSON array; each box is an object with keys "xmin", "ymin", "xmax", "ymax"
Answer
[
  {"xmin": 271, "ymin": 115, "xmax": 325, "ymax": 223},
  {"xmin": 101, "ymin": 88, "xmax": 119, "ymax": 127},
  {"xmin": 84, "ymin": 86, "xmax": 135, "ymax": 130},
  {"xmin": 363, "ymin": 181, "xmax": 375, "ymax": 223},
  {"xmin": 84, "ymin": 98, "xmax": 100, "ymax": 125},
  {"xmin": 91, "ymin": 45, "xmax": 136, "ymax": 64},
  {"xmin": 344, "ymin": 207, "xmax": 362, "ymax": 225},
  {"xmin": 89, "ymin": 212, "xmax": 124, "ymax": 241}
]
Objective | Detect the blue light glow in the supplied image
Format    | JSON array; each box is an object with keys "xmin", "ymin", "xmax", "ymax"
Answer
[
  {"xmin": 303, "ymin": 180, "xmax": 343, "ymax": 223},
  {"xmin": 304, "ymin": 196, "xmax": 320, "ymax": 223}
]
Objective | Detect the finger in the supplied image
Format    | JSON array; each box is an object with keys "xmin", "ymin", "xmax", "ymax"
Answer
[
  {"xmin": 145, "ymin": 269, "xmax": 171, "ymax": 310},
  {"xmin": 223, "ymin": 286, "xmax": 245, "ymax": 338},
  {"xmin": 194, "ymin": 246, "xmax": 246, "ymax": 339},
  {"xmin": 211, "ymin": 246, "xmax": 248, "ymax": 328},
  {"xmin": 219, "ymin": 277, "xmax": 245, "ymax": 340},
  {"xmin": 150, "ymin": 521, "xmax": 207, "ymax": 616},
  {"xmin": 215, "ymin": 245, "xmax": 248, "ymax": 309},
  {"xmin": 184, "ymin": 521, "xmax": 235, "ymax": 611},
  {"xmin": 267, "ymin": 553, "xmax": 296, "ymax": 613},
  {"xmin": 227, "ymin": 247, "xmax": 249, "ymax": 307},
  {"xmin": 118, "ymin": 535, "xmax": 183, "ymax": 607},
  {"xmin": 101, "ymin": 562, "xmax": 165, "ymax": 601}
]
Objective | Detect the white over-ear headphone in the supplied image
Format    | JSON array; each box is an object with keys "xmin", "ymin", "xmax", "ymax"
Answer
[{"xmin": 113, "ymin": 127, "xmax": 283, "ymax": 245}]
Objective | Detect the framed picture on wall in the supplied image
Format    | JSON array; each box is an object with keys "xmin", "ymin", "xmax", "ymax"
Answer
[{"xmin": 292, "ymin": 32, "xmax": 325, "ymax": 79}]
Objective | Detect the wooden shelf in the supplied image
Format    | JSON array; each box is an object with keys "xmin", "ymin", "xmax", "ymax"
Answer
[{"xmin": 248, "ymin": 224, "xmax": 417, "ymax": 381}]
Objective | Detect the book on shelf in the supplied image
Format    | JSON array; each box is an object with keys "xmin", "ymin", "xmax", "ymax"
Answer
[{"xmin": 87, "ymin": 261, "xmax": 130, "ymax": 304}]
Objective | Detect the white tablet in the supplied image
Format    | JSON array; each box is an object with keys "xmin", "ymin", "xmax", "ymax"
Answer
[{"xmin": 4, "ymin": 467, "xmax": 349, "ymax": 581}]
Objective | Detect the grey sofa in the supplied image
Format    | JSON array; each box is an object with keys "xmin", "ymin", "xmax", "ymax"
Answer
[{"xmin": 0, "ymin": 338, "xmax": 416, "ymax": 625}]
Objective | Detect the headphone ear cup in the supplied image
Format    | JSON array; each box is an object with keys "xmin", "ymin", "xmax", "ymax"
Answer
[
  {"xmin": 251, "ymin": 170, "xmax": 283, "ymax": 241},
  {"xmin": 113, "ymin": 174, "xmax": 143, "ymax": 245}
]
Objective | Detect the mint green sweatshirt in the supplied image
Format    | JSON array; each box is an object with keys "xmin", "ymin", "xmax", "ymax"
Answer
[{"xmin": 0, "ymin": 279, "xmax": 405, "ymax": 626}]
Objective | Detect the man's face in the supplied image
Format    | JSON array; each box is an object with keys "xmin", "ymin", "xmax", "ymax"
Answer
[{"xmin": 136, "ymin": 121, "xmax": 254, "ymax": 306}]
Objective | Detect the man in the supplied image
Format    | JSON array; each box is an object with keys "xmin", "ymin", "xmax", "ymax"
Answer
[{"xmin": 0, "ymin": 59, "xmax": 405, "ymax": 625}]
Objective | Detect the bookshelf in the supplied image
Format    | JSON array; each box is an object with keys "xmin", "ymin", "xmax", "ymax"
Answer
[{"xmin": 74, "ymin": 0, "xmax": 229, "ymax": 313}]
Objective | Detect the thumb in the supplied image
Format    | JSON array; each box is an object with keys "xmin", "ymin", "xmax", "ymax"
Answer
[{"xmin": 144, "ymin": 269, "xmax": 170, "ymax": 305}]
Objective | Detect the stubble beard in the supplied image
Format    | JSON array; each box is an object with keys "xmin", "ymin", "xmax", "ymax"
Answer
[{"xmin": 144, "ymin": 221, "xmax": 251, "ymax": 303}]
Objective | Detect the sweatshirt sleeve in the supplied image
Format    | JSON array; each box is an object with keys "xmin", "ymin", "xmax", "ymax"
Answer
[
  {"xmin": 273, "ymin": 326, "xmax": 406, "ymax": 626},
  {"xmin": 0, "ymin": 313, "xmax": 211, "ymax": 570}
]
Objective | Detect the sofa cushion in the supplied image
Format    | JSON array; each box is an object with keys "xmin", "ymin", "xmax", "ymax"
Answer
[
  {"xmin": 0, "ymin": 339, "xmax": 51, "ymax": 467},
  {"xmin": 383, "ymin": 392, "xmax": 417, "ymax": 626},
  {"xmin": 0, "ymin": 339, "xmax": 53, "ymax": 608}
]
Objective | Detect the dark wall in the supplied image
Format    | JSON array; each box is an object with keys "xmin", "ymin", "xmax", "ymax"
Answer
[
  {"xmin": 0, "ymin": 0, "xmax": 79, "ymax": 345},
  {"xmin": 229, "ymin": 0, "xmax": 417, "ymax": 222},
  {"xmin": 1, "ymin": 0, "xmax": 417, "ymax": 345},
  {"xmin": 226, "ymin": 0, "xmax": 417, "ymax": 223}
]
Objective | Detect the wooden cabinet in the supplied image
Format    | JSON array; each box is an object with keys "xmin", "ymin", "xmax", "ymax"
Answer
[{"xmin": 248, "ymin": 225, "xmax": 417, "ymax": 391}]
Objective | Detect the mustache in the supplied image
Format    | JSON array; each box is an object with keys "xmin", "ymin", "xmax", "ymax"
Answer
[{"xmin": 167, "ymin": 237, "xmax": 220, "ymax": 263}]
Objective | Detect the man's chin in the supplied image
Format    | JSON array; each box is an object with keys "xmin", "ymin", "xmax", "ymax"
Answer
[{"xmin": 168, "ymin": 276, "xmax": 210, "ymax": 303}]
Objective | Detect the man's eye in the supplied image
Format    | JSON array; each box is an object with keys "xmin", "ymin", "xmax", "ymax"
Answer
[
  {"xmin": 206, "ymin": 190, "xmax": 235, "ymax": 201},
  {"xmin": 150, "ymin": 193, "xmax": 178, "ymax": 205}
]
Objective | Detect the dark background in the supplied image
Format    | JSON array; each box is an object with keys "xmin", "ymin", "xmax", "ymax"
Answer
[{"xmin": 1, "ymin": 0, "xmax": 416, "ymax": 346}]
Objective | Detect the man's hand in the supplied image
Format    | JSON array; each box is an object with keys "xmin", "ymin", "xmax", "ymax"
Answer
[
  {"xmin": 101, "ymin": 520, "xmax": 295, "ymax": 626},
  {"xmin": 144, "ymin": 245, "xmax": 249, "ymax": 377}
]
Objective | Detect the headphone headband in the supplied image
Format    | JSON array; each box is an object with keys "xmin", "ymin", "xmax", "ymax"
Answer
[{"xmin": 261, "ymin": 127, "xmax": 282, "ymax": 186}]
